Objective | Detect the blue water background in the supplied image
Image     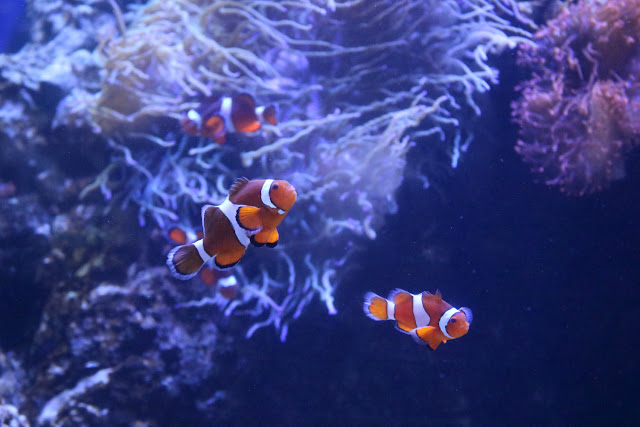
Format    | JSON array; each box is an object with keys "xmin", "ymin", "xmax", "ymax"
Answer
[
  {"xmin": 231, "ymin": 61, "xmax": 640, "ymax": 425},
  {"xmin": 0, "ymin": 1, "xmax": 27, "ymax": 53}
]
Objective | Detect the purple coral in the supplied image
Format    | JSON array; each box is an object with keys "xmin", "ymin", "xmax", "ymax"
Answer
[{"xmin": 512, "ymin": 0, "xmax": 640, "ymax": 196}]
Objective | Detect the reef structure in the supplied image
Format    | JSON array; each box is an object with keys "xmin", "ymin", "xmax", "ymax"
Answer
[
  {"xmin": 0, "ymin": 0, "xmax": 537, "ymax": 423},
  {"xmin": 50, "ymin": 0, "xmax": 535, "ymax": 340},
  {"xmin": 512, "ymin": 0, "xmax": 640, "ymax": 196}
]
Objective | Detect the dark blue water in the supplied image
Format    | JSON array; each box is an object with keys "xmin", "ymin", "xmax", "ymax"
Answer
[
  {"xmin": 227, "ymin": 64, "xmax": 640, "ymax": 425},
  {"xmin": 0, "ymin": 2, "xmax": 27, "ymax": 53}
]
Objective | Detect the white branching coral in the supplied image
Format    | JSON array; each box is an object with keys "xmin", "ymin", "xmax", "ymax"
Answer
[{"xmin": 68, "ymin": 0, "xmax": 533, "ymax": 340}]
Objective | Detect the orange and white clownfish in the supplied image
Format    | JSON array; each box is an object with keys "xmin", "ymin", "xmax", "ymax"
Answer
[
  {"xmin": 196, "ymin": 263, "xmax": 229, "ymax": 287},
  {"xmin": 181, "ymin": 93, "xmax": 276, "ymax": 144},
  {"xmin": 217, "ymin": 275, "xmax": 239, "ymax": 300},
  {"xmin": 164, "ymin": 224, "xmax": 203, "ymax": 246},
  {"xmin": 363, "ymin": 289, "xmax": 472, "ymax": 350},
  {"xmin": 166, "ymin": 177, "xmax": 296, "ymax": 280}
]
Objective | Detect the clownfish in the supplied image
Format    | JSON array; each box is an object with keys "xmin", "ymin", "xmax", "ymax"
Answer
[
  {"xmin": 363, "ymin": 289, "xmax": 472, "ymax": 350},
  {"xmin": 198, "ymin": 264, "xmax": 227, "ymax": 287},
  {"xmin": 198, "ymin": 265, "xmax": 238, "ymax": 298},
  {"xmin": 164, "ymin": 224, "xmax": 203, "ymax": 246},
  {"xmin": 181, "ymin": 93, "xmax": 276, "ymax": 144},
  {"xmin": 217, "ymin": 275, "xmax": 239, "ymax": 300},
  {"xmin": 167, "ymin": 177, "xmax": 296, "ymax": 279}
]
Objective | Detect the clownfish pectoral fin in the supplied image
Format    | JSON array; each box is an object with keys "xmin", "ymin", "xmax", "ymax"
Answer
[
  {"xmin": 214, "ymin": 246, "xmax": 246, "ymax": 270},
  {"xmin": 265, "ymin": 228, "xmax": 279, "ymax": 248},
  {"xmin": 236, "ymin": 206, "xmax": 263, "ymax": 231},
  {"xmin": 409, "ymin": 326, "xmax": 438, "ymax": 346},
  {"xmin": 167, "ymin": 244, "xmax": 206, "ymax": 280},
  {"xmin": 363, "ymin": 292, "xmax": 390, "ymax": 321},
  {"xmin": 408, "ymin": 328, "xmax": 428, "ymax": 345}
]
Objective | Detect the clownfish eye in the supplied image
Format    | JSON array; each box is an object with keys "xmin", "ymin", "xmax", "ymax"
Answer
[
  {"xmin": 272, "ymin": 184, "xmax": 279, "ymax": 190},
  {"xmin": 450, "ymin": 318, "xmax": 457, "ymax": 323}
]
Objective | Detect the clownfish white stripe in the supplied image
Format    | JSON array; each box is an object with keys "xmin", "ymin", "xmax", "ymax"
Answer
[
  {"xmin": 193, "ymin": 239, "xmax": 212, "ymax": 263},
  {"xmin": 219, "ymin": 198, "xmax": 250, "ymax": 247},
  {"xmin": 187, "ymin": 109, "xmax": 202, "ymax": 129},
  {"xmin": 261, "ymin": 179, "xmax": 277, "ymax": 209},
  {"xmin": 255, "ymin": 105, "xmax": 265, "ymax": 117},
  {"xmin": 218, "ymin": 275, "xmax": 238, "ymax": 288},
  {"xmin": 220, "ymin": 97, "xmax": 235, "ymax": 132},
  {"xmin": 439, "ymin": 308, "xmax": 460, "ymax": 339},
  {"xmin": 386, "ymin": 300, "xmax": 395, "ymax": 320},
  {"xmin": 413, "ymin": 293, "xmax": 430, "ymax": 327}
]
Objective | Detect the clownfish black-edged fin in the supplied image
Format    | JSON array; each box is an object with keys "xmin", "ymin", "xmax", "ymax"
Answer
[
  {"xmin": 363, "ymin": 292, "xmax": 389, "ymax": 321},
  {"xmin": 250, "ymin": 235, "xmax": 265, "ymax": 247},
  {"xmin": 236, "ymin": 206, "xmax": 263, "ymax": 231},
  {"xmin": 229, "ymin": 177, "xmax": 250, "ymax": 198},
  {"xmin": 265, "ymin": 228, "xmax": 279, "ymax": 248},
  {"xmin": 214, "ymin": 246, "xmax": 246, "ymax": 270},
  {"xmin": 167, "ymin": 244, "xmax": 204, "ymax": 280},
  {"xmin": 214, "ymin": 257, "xmax": 241, "ymax": 270}
]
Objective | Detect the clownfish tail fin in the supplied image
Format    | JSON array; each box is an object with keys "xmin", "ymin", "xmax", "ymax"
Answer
[
  {"xmin": 363, "ymin": 292, "xmax": 390, "ymax": 321},
  {"xmin": 167, "ymin": 244, "xmax": 204, "ymax": 280}
]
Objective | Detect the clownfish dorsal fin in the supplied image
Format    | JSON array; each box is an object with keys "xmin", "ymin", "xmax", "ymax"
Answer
[
  {"xmin": 229, "ymin": 177, "xmax": 250, "ymax": 198},
  {"xmin": 434, "ymin": 289, "xmax": 443, "ymax": 300}
]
